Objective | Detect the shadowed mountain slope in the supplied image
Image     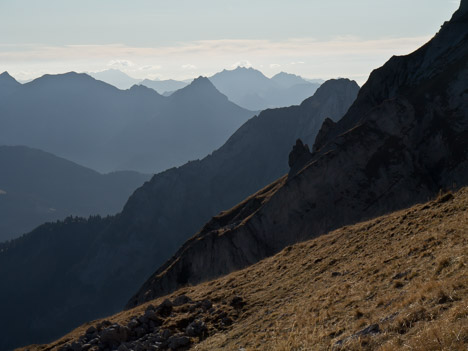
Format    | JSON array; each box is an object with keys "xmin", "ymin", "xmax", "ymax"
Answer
[
  {"xmin": 0, "ymin": 79, "xmax": 358, "ymax": 350},
  {"xmin": 27, "ymin": 186, "xmax": 468, "ymax": 351},
  {"xmin": 128, "ymin": 2, "xmax": 468, "ymax": 307},
  {"xmin": 0, "ymin": 74, "xmax": 253, "ymax": 173},
  {"xmin": 0, "ymin": 145, "xmax": 150, "ymax": 242},
  {"xmin": 0, "ymin": 216, "xmax": 114, "ymax": 351}
]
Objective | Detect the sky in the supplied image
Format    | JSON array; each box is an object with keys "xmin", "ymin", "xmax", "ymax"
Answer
[{"xmin": 0, "ymin": 0, "xmax": 461, "ymax": 84}]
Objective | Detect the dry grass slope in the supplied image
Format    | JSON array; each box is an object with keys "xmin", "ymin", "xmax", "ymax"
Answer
[{"xmin": 23, "ymin": 188, "xmax": 468, "ymax": 351}]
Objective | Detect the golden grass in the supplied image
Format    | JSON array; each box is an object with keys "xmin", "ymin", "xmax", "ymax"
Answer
[{"xmin": 22, "ymin": 188, "xmax": 468, "ymax": 351}]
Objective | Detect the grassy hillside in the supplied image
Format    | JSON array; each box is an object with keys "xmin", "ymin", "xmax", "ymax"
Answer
[{"xmin": 24, "ymin": 187, "xmax": 467, "ymax": 351}]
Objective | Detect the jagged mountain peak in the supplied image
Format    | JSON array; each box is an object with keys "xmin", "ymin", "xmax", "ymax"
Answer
[
  {"xmin": 232, "ymin": 66, "xmax": 258, "ymax": 72},
  {"xmin": 128, "ymin": 84, "xmax": 163, "ymax": 97},
  {"xmin": 191, "ymin": 75, "xmax": 214, "ymax": 86},
  {"xmin": 215, "ymin": 66, "xmax": 268, "ymax": 79},
  {"xmin": 0, "ymin": 71, "xmax": 20, "ymax": 84},
  {"xmin": 170, "ymin": 75, "xmax": 230, "ymax": 101},
  {"xmin": 0, "ymin": 71, "xmax": 22, "ymax": 98}
]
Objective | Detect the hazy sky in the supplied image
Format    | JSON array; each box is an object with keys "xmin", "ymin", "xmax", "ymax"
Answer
[{"xmin": 0, "ymin": 0, "xmax": 460, "ymax": 84}]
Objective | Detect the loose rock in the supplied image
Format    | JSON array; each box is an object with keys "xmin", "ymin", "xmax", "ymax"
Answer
[
  {"xmin": 157, "ymin": 299, "xmax": 173, "ymax": 317},
  {"xmin": 173, "ymin": 295, "xmax": 191, "ymax": 306},
  {"xmin": 167, "ymin": 335, "xmax": 191, "ymax": 349},
  {"xmin": 186, "ymin": 320, "xmax": 207, "ymax": 337}
]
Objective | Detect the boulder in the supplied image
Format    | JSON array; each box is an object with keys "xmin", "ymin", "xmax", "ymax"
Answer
[
  {"xmin": 167, "ymin": 335, "xmax": 191, "ymax": 349},
  {"xmin": 185, "ymin": 320, "xmax": 207, "ymax": 337},
  {"xmin": 173, "ymin": 295, "xmax": 192, "ymax": 306}
]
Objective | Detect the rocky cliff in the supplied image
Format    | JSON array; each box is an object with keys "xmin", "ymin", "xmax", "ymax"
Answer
[{"xmin": 127, "ymin": 2, "xmax": 468, "ymax": 307}]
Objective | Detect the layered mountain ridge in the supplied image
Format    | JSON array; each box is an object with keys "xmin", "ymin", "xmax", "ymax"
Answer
[
  {"xmin": 0, "ymin": 73, "xmax": 253, "ymax": 173},
  {"xmin": 127, "ymin": 2, "xmax": 468, "ymax": 307},
  {"xmin": 0, "ymin": 79, "xmax": 358, "ymax": 350},
  {"xmin": 209, "ymin": 67, "xmax": 322, "ymax": 110},
  {"xmin": 90, "ymin": 67, "xmax": 322, "ymax": 110}
]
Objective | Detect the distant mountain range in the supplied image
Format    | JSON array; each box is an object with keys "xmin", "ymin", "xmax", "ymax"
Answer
[
  {"xmin": 0, "ymin": 73, "xmax": 253, "ymax": 174},
  {"xmin": 139, "ymin": 78, "xmax": 189, "ymax": 95},
  {"xmin": 209, "ymin": 67, "xmax": 322, "ymax": 110},
  {"xmin": 0, "ymin": 145, "xmax": 150, "ymax": 242},
  {"xmin": 89, "ymin": 70, "xmax": 191, "ymax": 93},
  {"xmin": 0, "ymin": 78, "xmax": 358, "ymax": 351},
  {"xmin": 89, "ymin": 68, "xmax": 324, "ymax": 110},
  {"xmin": 88, "ymin": 69, "xmax": 142, "ymax": 89}
]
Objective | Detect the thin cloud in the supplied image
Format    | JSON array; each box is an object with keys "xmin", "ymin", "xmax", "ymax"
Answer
[
  {"xmin": 107, "ymin": 59, "xmax": 134, "ymax": 68},
  {"xmin": 139, "ymin": 65, "xmax": 162, "ymax": 71},
  {"xmin": 231, "ymin": 60, "xmax": 252, "ymax": 68},
  {"xmin": 0, "ymin": 36, "xmax": 431, "ymax": 84},
  {"xmin": 181, "ymin": 64, "xmax": 197, "ymax": 70},
  {"xmin": 0, "ymin": 37, "xmax": 429, "ymax": 61},
  {"xmin": 289, "ymin": 61, "xmax": 305, "ymax": 65}
]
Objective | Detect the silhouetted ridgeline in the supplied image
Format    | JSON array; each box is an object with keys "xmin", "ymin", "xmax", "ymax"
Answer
[
  {"xmin": 0, "ymin": 74, "xmax": 253, "ymax": 173},
  {"xmin": 0, "ymin": 78, "xmax": 358, "ymax": 350}
]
